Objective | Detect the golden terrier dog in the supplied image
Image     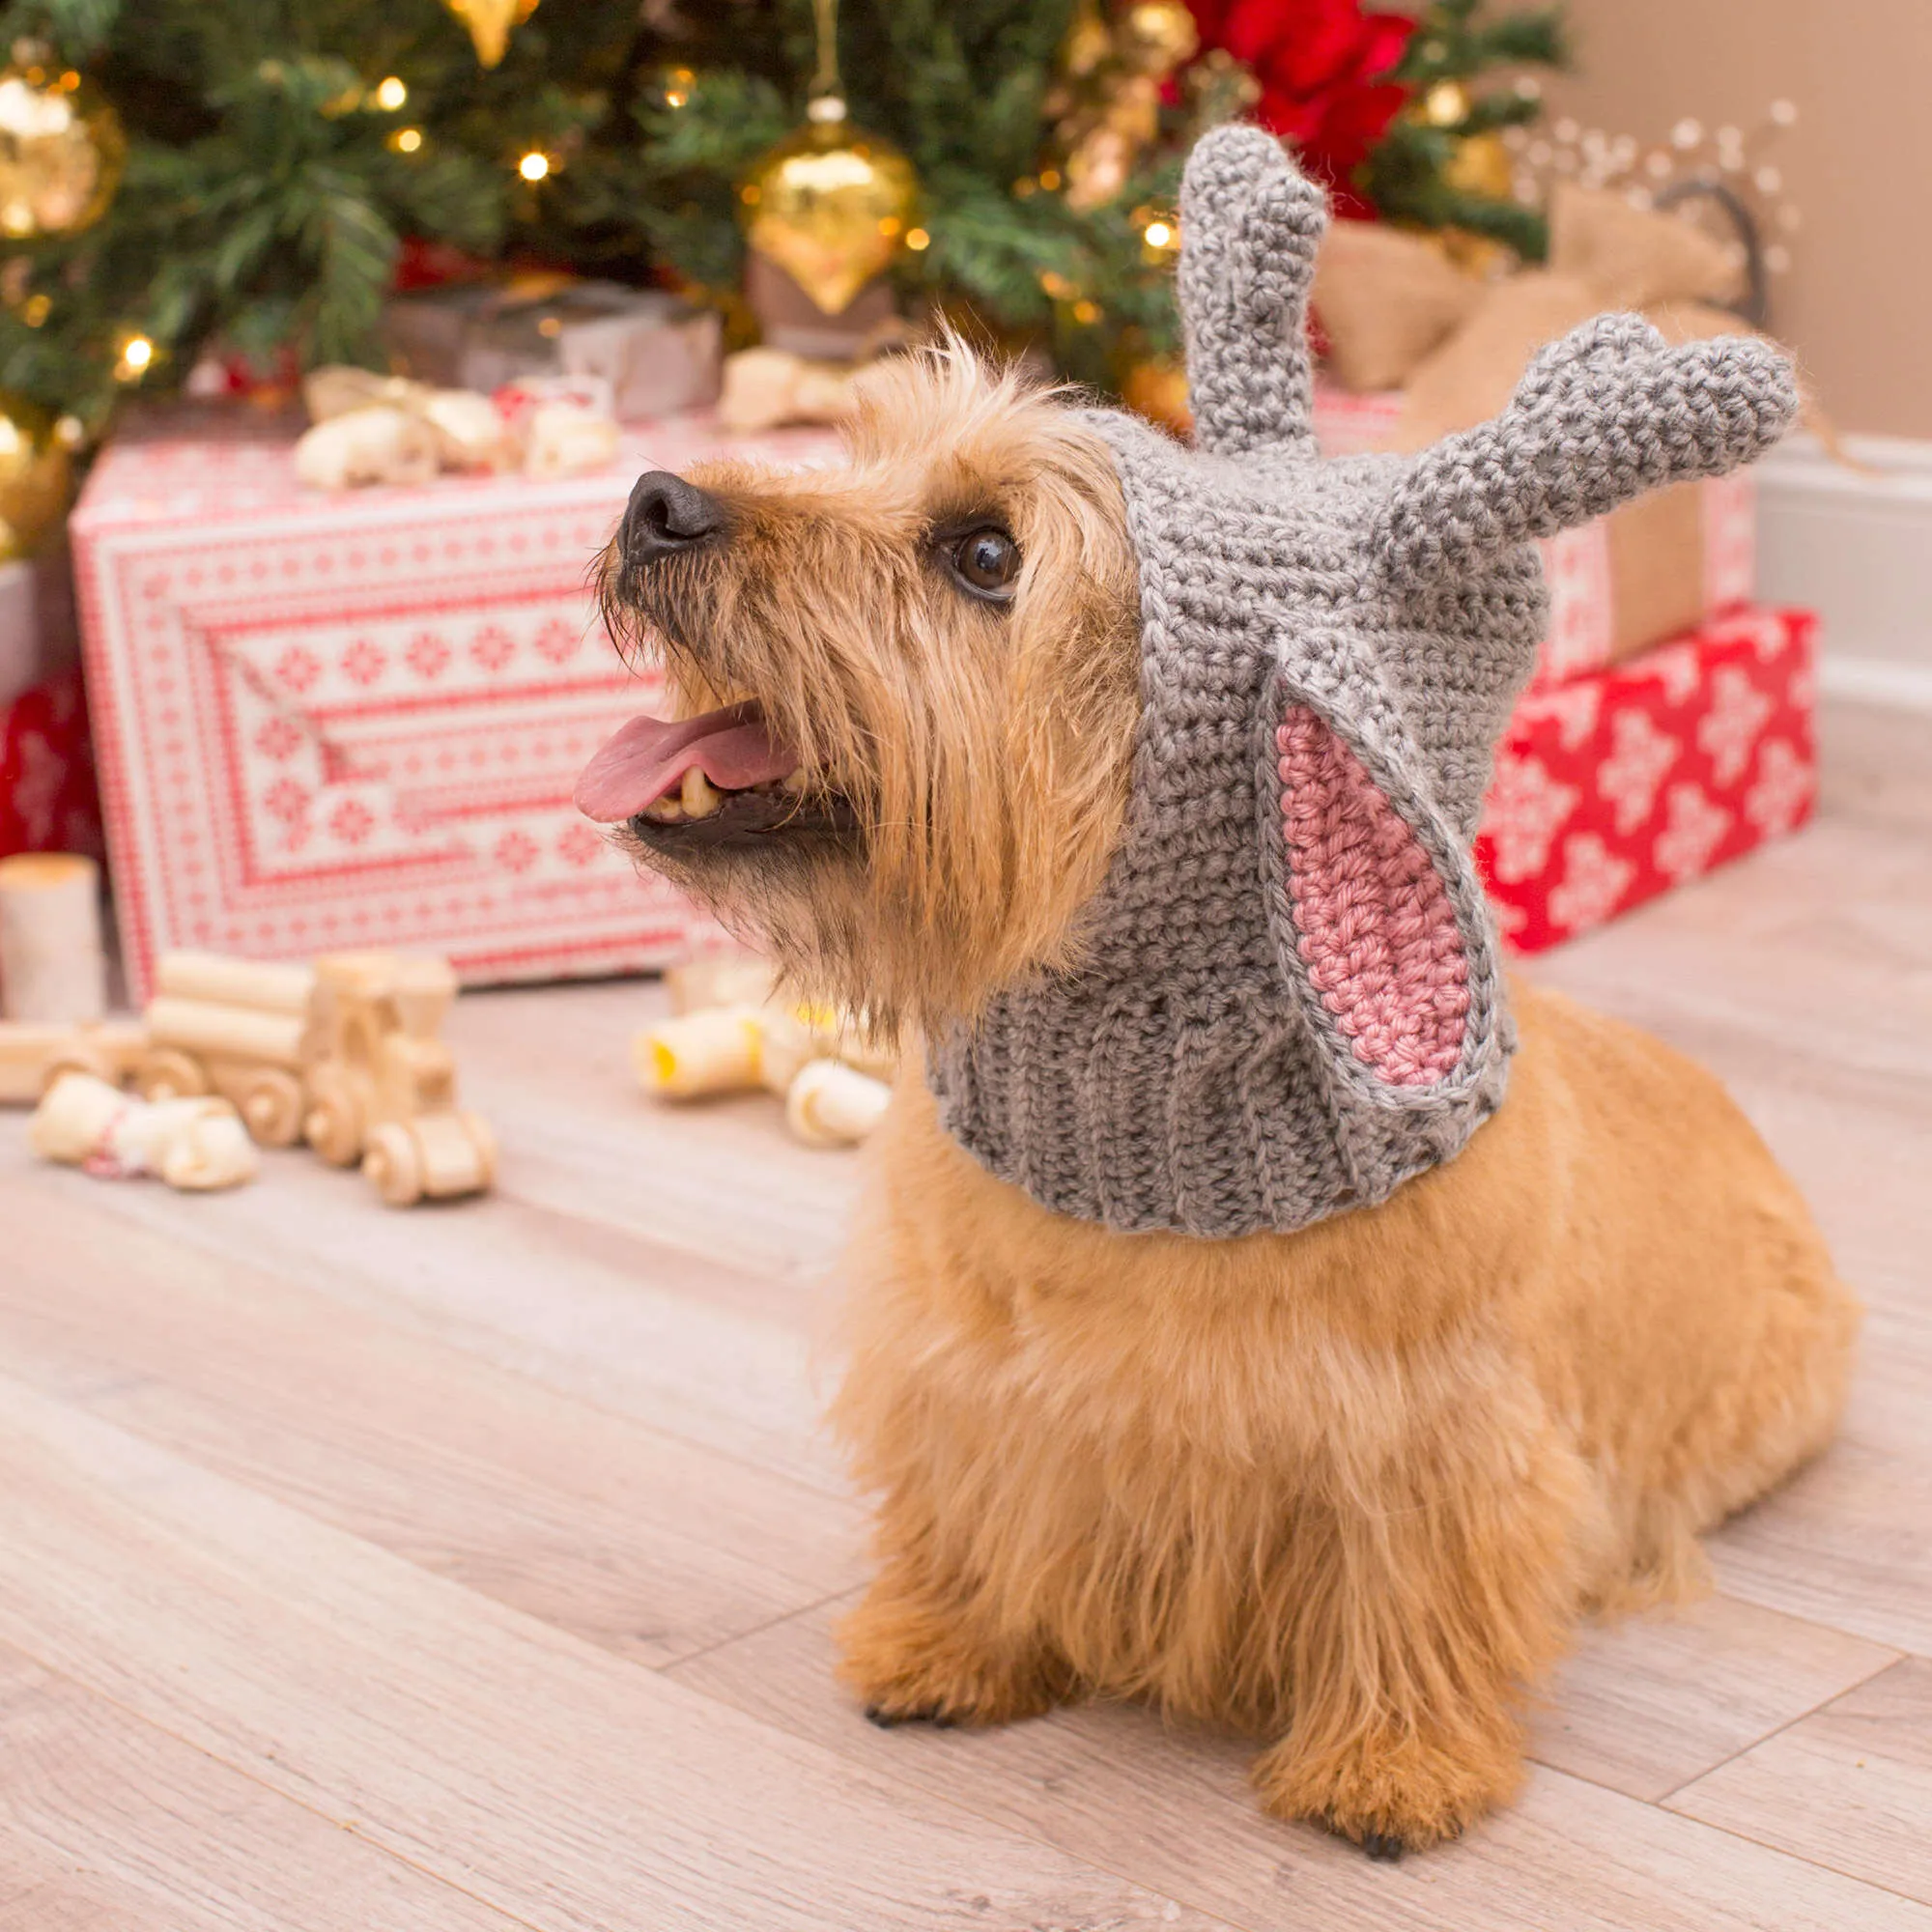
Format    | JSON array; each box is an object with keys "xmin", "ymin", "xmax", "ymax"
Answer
[{"xmin": 580, "ymin": 142, "xmax": 1858, "ymax": 1856}]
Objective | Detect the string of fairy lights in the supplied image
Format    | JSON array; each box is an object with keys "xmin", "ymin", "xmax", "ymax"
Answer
[{"xmin": 1503, "ymin": 91, "xmax": 1803, "ymax": 300}]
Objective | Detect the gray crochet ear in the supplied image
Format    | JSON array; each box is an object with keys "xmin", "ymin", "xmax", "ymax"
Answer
[
  {"xmin": 1178, "ymin": 124, "xmax": 1328, "ymax": 458},
  {"xmin": 1260, "ymin": 661, "xmax": 1507, "ymax": 1113},
  {"xmin": 1378, "ymin": 313, "xmax": 1800, "ymax": 581}
]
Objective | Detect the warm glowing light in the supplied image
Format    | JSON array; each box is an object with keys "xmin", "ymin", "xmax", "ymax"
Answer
[
  {"xmin": 374, "ymin": 75, "xmax": 408, "ymax": 110},
  {"xmin": 1071, "ymin": 298, "xmax": 1100, "ymax": 325},
  {"xmin": 519, "ymin": 151, "xmax": 550, "ymax": 182},
  {"xmin": 1038, "ymin": 167, "xmax": 1063, "ymax": 191},
  {"xmin": 115, "ymin": 332, "xmax": 155, "ymax": 382},
  {"xmin": 389, "ymin": 126, "xmax": 423, "ymax": 154},
  {"xmin": 1143, "ymin": 220, "xmax": 1173, "ymax": 247},
  {"xmin": 904, "ymin": 226, "xmax": 929, "ymax": 251},
  {"xmin": 20, "ymin": 293, "xmax": 48, "ymax": 327}
]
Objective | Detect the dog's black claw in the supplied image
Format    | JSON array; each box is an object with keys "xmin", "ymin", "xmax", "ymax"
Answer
[
  {"xmin": 1361, "ymin": 1832, "xmax": 1405, "ymax": 1863},
  {"xmin": 864, "ymin": 1703, "xmax": 954, "ymax": 1730}
]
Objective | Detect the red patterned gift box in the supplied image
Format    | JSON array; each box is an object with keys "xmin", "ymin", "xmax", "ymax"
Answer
[
  {"xmin": 70, "ymin": 410, "xmax": 841, "ymax": 1001},
  {"xmin": 1477, "ymin": 606, "xmax": 1817, "ymax": 954},
  {"xmin": 0, "ymin": 665, "xmax": 101, "ymax": 861}
]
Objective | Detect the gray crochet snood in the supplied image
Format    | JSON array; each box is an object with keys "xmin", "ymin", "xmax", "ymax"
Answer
[{"xmin": 925, "ymin": 125, "xmax": 1799, "ymax": 1239}]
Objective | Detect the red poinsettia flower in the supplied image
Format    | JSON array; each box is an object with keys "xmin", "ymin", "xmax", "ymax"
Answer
[{"xmin": 1189, "ymin": 0, "xmax": 1417, "ymax": 217}]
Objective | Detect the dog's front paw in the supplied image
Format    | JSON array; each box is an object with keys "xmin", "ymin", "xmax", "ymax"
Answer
[
  {"xmin": 1252, "ymin": 1717, "xmax": 1523, "ymax": 1854},
  {"xmin": 863, "ymin": 1702, "xmax": 954, "ymax": 1729},
  {"xmin": 837, "ymin": 1577, "xmax": 1073, "ymax": 1730}
]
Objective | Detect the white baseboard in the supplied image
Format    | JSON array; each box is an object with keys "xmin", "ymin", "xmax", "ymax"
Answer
[
  {"xmin": 1757, "ymin": 432, "xmax": 1932, "ymax": 708},
  {"xmin": 1816, "ymin": 653, "xmax": 1932, "ymax": 716}
]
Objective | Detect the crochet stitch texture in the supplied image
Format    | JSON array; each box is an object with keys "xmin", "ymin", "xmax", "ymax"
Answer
[{"xmin": 925, "ymin": 126, "xmax": 1799, "ymax": 1237}]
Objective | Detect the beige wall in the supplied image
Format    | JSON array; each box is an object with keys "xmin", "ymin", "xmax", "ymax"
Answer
[{"xmin": 1543, "ymin": 0, "xmax": 1932, "ymax": 438}]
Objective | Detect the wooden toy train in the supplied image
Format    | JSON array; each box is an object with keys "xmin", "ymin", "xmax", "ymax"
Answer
[{"xmin": 0, "ymin": 949, "xmax": 494, "ymax": 1206}]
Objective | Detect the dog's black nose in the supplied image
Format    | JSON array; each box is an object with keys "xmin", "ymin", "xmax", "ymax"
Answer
[{"xmin": 622, "ymin": 470, "xmax": 726, "ymax": 566}]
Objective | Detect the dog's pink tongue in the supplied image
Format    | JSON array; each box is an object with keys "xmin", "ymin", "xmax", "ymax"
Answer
[{"xmin": 574, "ymin": 700, "xmax": 798, "ymax": 822}]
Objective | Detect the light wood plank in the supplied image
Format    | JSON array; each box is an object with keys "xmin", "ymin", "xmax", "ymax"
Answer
[
  {"xmin": 0, "ymin": 1645, "xmax": 527, "ymax": 1931},
  {"xmin": 0, "ymin": 1372, "xmax": 1221, "ymax": 1932},
  {"xmin": 1530, "ymin": 1593, "xmax": 1898, "ymax": 1800},
  {"xmin": 0, "ymin": 688, "xmax": 1922, "ymax": 1927},
  {"xmin": 447, "ymin": 976, "xmax": 863, "ymax": 1283},
  {"xmin": 1666, "ymin": 1655, "xmax": 1932, "ymax": 1903},
  {"xmin": 0, "ymin": 1134, "xmax": 845, "ymax": 1490},
  {"xmin": 1817, "ymin": 698, "xmax": 1932, "ymax": 839},
  {"xmin": 1711, "ymin": 1397, "xmax": 1932, "ymax": 1658},
  {"xmin": 669, "ymin": 1595, "xmax": 1932, "ymax": 1932},
  {"xmin": 0, "ymin": 1166, "xmax": 863, "ymax": 1666}
]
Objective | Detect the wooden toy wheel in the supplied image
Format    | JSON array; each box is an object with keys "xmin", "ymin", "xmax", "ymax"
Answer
[
  {"xmin": 41, "ymin": 1041, "xmax": 118, "ymax": 1093},
  {"xmin": 362, "ymin": 1122, "xmax": 423, "ymax": 1207},
  {"xmin": 458, "ymin": 1111, "xmax": 497, "ymax": 1191},
  {"xmin": 303, "ymin": 1065, "xmax": 363, "ymax": 1165},
  {"xmin": 236, "ymin": 1067, "xmax": 305, "ymax": 1148},
  {"xmin": 137, "ymin": 1047, "xmax": 208, "ymax": 1102}
]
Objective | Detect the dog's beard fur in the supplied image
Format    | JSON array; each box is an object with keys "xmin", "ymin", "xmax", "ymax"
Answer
[{"xmin": 597, "ymin": 345, "xmax": 1142, "ymax": 1038}]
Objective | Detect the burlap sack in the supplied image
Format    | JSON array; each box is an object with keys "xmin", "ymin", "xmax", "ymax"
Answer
[
  {"xmin": 1386, "ymin": 271, "xmax": 1714, "ymax": 661},
  {"xmin": 1546, "ymin": 181, "xmax": 1745, "ymax": 310},
  {"xmin": 1388, "ymin": 270, "xmax": 1601, "ymax": 451},
  {"xmin": 1310, "ymin": 219, "xmax": 1484, "ymax": 394},
  {"xmin": 1312, "ymin": 194, "xmax": 1778, "ymax": 668}
]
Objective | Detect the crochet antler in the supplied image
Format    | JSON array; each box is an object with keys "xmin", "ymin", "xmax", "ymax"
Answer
[
  {"xmin": 1378, "ymin": 312, "xmax": 1800, "ymax": 581},
  {"xmin": 1178, "ymin": 124, "xmax": 1327, "ymax": 458}
]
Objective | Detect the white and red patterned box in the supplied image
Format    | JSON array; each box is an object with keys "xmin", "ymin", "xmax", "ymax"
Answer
[
  {"xmin": 70, "ymin": 409, "xmax": 841, "ymax": 1000},
  {"xmin": 1312, "ymin": 382, "xmax": 1756, "ymax": 690},
  {"xmin": 1477, "ymin": 606, "xmax": 1816, "ymax": 953}
]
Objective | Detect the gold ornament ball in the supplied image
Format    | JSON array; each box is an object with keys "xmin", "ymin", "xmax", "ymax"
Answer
[
  {"xmin": 1443, "ymin": 128, "xmax": 1514, "ymax": 202},
  {"xmin": 741, "ymin": 104, "xmax": 919, "ymax": 316},
  {"xmin": 0, "ymin": 61, "xmax": 125, "ymax": 240},
  {"xmin": 1120, "ymin": 0, "xmax": 1200, "ymax": 73},
  {"xmin": 0, "ymin": 394, "xmax": 71, "ymax": 563},
  {"xmin": 1408, "ymin": 81, "xmax": 1516, "ymax": 204}
]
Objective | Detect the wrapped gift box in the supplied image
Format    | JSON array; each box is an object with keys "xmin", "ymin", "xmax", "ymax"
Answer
[
  {"xmin": 1477, "ymin": 606, "xmax": 1816, "ymax": 953},
  {"xmin": 383, "ymin": 281, "xmax": 723, "ymax": 422},
  {"xmin": 1313, "ymin": 382, "xmax": 1756, "ymax": 690},
  {"xmin": 0, "ymin": 665, "xmax": 100, "ymax": 861},
  {"xmin": 71, "ymin": 408, "xmax": 842, "ymax": 1001},
  {"xmin": 0, "ymin": 550, "xmax": 78, "ymax": 709}
]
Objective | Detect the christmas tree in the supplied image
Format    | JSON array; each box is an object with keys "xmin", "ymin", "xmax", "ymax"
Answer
[{"xmin": 0, "ymin": 0, "xmax": 1564, "ymax": 439}]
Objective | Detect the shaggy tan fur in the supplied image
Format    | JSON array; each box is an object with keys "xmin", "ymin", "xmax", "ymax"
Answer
[
  {"xmin": 600, "ymin": 344, "xmax": 1860, "ymax": 1851},
  {"xmin": 601, "ymin": 348, "xmax": 1140, "ymax": 1035}
]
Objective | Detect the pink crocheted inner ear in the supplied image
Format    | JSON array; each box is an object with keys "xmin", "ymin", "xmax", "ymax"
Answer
[{"xmin": 1277, "ymin": 706, "xmax": 1468, "ymax": 1087}]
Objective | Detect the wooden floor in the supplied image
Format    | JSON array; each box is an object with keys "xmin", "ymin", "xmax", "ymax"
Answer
[{"xmin": 4, "ymin": 695, "xmax": 1929, "ymax": 1930}]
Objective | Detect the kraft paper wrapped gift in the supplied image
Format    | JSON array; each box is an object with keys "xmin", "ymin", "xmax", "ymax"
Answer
[
  {"xmin": 69, "ymin": 408, "xmax": 841, "ymax": 1001},
  {"xmin": 1312, "ymin": 183, "xmax": 1779, "ymax": 684}
]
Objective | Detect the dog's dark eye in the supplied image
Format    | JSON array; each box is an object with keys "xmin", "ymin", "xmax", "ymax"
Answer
[{"xmin": 947, "ymin": 526, "xmax": 1021, "ymax": 600}]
